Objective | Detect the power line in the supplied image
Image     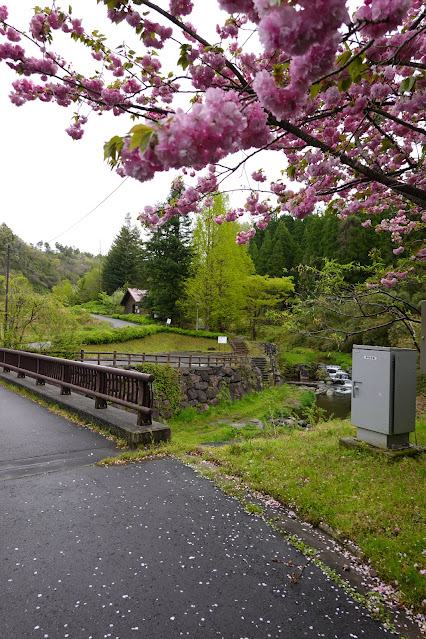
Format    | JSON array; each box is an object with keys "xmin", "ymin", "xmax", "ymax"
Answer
[{"xmin": 46, "ymin": 177, "xmax": 129, "ymax": 244}]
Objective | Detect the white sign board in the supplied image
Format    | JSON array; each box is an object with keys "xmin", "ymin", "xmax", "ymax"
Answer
[
  {"xmin": 218, "ymin": 336, "xmax": 227, "ymax": 344},
  {"xmin": 166, "ymin": 318, "xmax": 171, "ymax": 325}
]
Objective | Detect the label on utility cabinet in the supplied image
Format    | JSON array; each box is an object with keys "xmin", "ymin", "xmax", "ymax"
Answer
[{"xmin": 364, "ymin": 355, "xmax": 377, "ymax": 360}]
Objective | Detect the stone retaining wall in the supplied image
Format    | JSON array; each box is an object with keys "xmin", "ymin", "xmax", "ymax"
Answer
[{"xmin": 153, "ymin": 364, "xmax": 263, "ymax": 419}]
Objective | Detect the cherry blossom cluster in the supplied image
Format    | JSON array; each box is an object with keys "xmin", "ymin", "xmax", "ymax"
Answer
[{"xmin": 0, "ymin": 0, "xmax": 425, "ymax": 283}]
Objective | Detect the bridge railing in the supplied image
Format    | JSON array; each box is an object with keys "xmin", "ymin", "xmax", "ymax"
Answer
[
  {"xmin": 0, "ymin": 348, "xmax": 154, "ymax": 426},
  {"xmin": 45, "ymin": 350, "xmax": 249, "ymax": 369}
]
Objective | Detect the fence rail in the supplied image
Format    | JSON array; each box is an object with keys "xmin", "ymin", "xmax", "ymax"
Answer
[
  {"xmin": 46, "ymin": 350, "xmax": 249, "ymax": 369},
  {"xmin": 0, "ymin": 348, "xmax": 154, "ymax": 426}
]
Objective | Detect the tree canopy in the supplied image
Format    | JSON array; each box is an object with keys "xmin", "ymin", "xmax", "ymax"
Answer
[
  {"xmin": 184, "ymin": 194, "xmax": 255, "ymax": 332},
  {"xmin": 101, "ymin": 213, "xmax": 145, "ymax": 294},
  {"xmin": 143, "ymin": 181, "xmax": 193, "ymax": 323},
  {"xmin": 245, "ymin": 274, "xmax": 294, "ymax": 340},
  {"xmin": 0, "ymin": 1, "xmax": 425, "ymax": 287}
]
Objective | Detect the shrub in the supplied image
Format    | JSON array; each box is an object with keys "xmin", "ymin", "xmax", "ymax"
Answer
[
  {"xmin": 73, "ymin": 323, "xmax": 223, "ymax": 346},
  {"xmin": 134, "ymin": 363, "xmax": 182, "ymax": 415},
  {"xmin": 111, "ymin": 313, "xmax": 153, "ymax": 325}
]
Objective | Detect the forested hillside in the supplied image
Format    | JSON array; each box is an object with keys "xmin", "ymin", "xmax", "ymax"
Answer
[
  {"xmin": 248, "ymin": 210, "xmax": 396, "ymax": 279},
  {"xmin": 0, "ymin": 224, "xmax": 100, "ymax": 292}
]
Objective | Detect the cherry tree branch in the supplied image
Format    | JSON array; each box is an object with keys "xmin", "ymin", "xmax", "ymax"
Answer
[{"xmin": 268, "ymin": 114, "xmax": 426, "ymax": 209}]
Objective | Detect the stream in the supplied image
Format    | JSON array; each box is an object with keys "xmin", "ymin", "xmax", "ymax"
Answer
[{"xmin": 316, "ymin": 391, "xmax": 351, "ymax": 420}]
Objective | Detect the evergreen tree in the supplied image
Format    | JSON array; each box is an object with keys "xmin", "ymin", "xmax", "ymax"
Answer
[
  {"xmin": 244, "ymin": 274, "xmax": 294, "ymax": 340},
  {"xmin": 321, "ymin": 213, "xmax": 339, "ymax": 259},
  {"xmin": 267, "ymin": 240, "xmax": 285, "ymax": 277},
  {"xmin": 256, "ymin": 229, "xmax": 274, "ymax": 275},
  {"xmin": 101, "ymin": 214, "xmax": 145, "ymax": 295},
  {"xmin": 143, "ymin": 183, "xmax": 193, "ymax": 324},
  {"xmin": 273, "ymin": 222, "xmax": 297, "ymax": 272}
]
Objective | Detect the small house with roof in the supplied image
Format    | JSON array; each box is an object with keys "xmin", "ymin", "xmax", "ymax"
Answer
[{"xmin": 120, "ymin": 288, "xmax": 147, "ymax": 314}]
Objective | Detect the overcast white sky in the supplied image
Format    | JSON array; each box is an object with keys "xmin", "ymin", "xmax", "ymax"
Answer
[
  {"xmin": 0, "ymin": 1, "xmax": 235, "ymax": 255},
  {"xmin": 1, "ymin": 1, "xmax": 361, "ymax": 255}
]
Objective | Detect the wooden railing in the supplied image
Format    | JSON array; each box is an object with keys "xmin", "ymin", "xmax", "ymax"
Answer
[
  {"xmin": 0, "ymin": 348, "xmax": 154, "ymax": 426},
  {"xmin": 46, "ymin": 350, "xmax": 249, "ymax": 369}
]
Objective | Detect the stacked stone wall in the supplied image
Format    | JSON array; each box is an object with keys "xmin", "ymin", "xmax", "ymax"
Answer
[{"xmin": 153, "ymin": 365, "xmax": 263, "ymax": 419}]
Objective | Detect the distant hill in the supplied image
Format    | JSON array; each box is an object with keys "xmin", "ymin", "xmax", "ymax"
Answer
[{"xmin": 0, "ymin": 223, "xmax": 100, "ymax": 292}]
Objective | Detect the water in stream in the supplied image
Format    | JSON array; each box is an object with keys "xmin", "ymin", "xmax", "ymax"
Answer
[{"xmin": 316, "ymin": 391, "xmax": 351, "ymax": 420}]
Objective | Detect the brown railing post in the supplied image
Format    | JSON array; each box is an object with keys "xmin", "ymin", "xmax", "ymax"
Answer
[
  {"xmin": 136, "ymin": 379, "xmax": 152, "ymax": 426},
  {"xmin": 60, "ymin": 363, "xmax": 71, "ymax": 395},
  {"xmin": 113, "ymin": 351, "xmax": 117, "ymax": 367},
  {"xmin": 95, "ymin": 369, "xmax": 107, "ymax": 409},
  {"xmin": 16, "ymin": 353, "xmax": 25, "ymax": 378},
  {"xmin": 36, "ymin": 358, "xmax": 45, "ymax": 385},
  {"xmin": 80, "ymin": 349, "xmax": 84, "ymax": 362}
]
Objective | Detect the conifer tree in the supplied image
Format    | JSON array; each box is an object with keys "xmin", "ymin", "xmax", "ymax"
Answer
[
  {"xmin": 143, "ymin": 183, "xmax": 193, "ymax": 324},
  {"xmin": 101, "ymin": 214, "xmax": 145, "ymax": 295}
]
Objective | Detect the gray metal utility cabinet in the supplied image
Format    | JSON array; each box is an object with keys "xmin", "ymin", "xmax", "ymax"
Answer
[{"xmin": 351, "ymin": 345, "xmax": 417, "ymax": 449}]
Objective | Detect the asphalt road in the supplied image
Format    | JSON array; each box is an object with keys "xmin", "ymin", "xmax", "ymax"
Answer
[
  {"xmin": 90, "ymin": 314, "xmax": 140, "ymax": 328},
  {"xmin": 0, "ymin": 383, "xmax": 396, "ymax": 639}
]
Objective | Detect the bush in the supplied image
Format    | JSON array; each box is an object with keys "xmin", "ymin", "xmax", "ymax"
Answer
[
  {"xmin": 111, "ymin": 313, "xmax": 153, "ymax": 326},
  {"xmin": 73, "ymin": 323, "xmax": 223, "ymax": 346},
  {"xmin": 133, "ymin": 363, "xmax": 183, "ymax": 415},
  {"xmin": 79, "ymin": 300, "xmax": 112, "ymax": 315},
  {"xmin": 74, "ymin": 324, "xmax": 162, "ymax": 345}
]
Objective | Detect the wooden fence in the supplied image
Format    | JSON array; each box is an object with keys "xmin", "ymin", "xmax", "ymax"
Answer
[
  {"xmin": 0, "ymin": 348, "xmax": 154, "ymax": 426},
  {"xmin": 46, "ymin": 350, "xmax": 249, "ymax": 369}
]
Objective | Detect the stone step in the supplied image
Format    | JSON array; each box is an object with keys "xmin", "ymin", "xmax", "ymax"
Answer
[
  {"xmin": 251, "ymin": 357, "xmax": 269, "ymax": 381},
  {"xmin": 230, "ymin": 338, "xmax": 250, "ymax": 355}
]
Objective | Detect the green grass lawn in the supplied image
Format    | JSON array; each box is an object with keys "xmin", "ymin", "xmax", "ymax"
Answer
[
  {"xmin": 279, "ymin": 346, "xmax": 353, "ymax": 369},
  {"xmin": 107, "ymin": 385, "xmax": 426, "ymax": 613},
  {"xmin": 81, "ymin": 333, "xmax": 232, "ymax": 353}
]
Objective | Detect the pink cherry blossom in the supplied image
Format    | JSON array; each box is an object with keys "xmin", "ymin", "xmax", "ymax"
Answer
[
  {"xmin": 169, "ymin": 0, "xmax": 194, "ymax": 17},
  {"xmin": 0, "ymin": 0, "xmax": 424, "ymax": 267}
]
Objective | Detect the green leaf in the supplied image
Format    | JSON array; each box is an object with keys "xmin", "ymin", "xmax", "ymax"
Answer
[
  {"xmin": 178, "ymin": 44, "xmax": 191, "ymax": 71},
  {"xmin": 381, "ymin": 139, "xmax": 394, "ymax": 151},
  {"xmin": 178, "ymin": 54, "xmax": 190, "ymax": 71},
  {"xmin": 398, "ymin": 76, "xmax": 416, "ymax": 94},
  {"xmin": 104, "ymin": 135, "xmax": 124, "ymax": 165},
  {"xmin": 339, "ymin": 77, "xmax": 352, "ymax": 92},
  {"xmin": 128, "ymin": 124, "xmax": 154, "ymax": 154},
  {"xmin": 337, "ymin": 50, "xmax": 352, "ymax": 67},
  {"xmin": 287, "ymin": 165, "xmax": 296, "ymax": 179},
  {"xmin": 348, "ymin": 57, "xmax": 369, "ymax": 81},
  {"xmin": 310, "ymin": 83, "xmax": 321, "ymax": 100}
]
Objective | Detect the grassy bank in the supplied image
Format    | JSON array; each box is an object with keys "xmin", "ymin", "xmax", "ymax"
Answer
[
  {"xmin": 278, "ymin": 346, "xmax": 353, "ymax": 369},
  {"xmin": 81, "ymin": 332, "xmax": 232, "ymax": 354},
  {"xmin": 73, "ymin": 323, "xmax": 224, "ymax": 347},
  {"xmin": 204, "ymin": 419, "xmax": 425, "ymax": 610},
  {"xmin": 107, "ymin": 384, "xmax": 425, "ymax": 612}
]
